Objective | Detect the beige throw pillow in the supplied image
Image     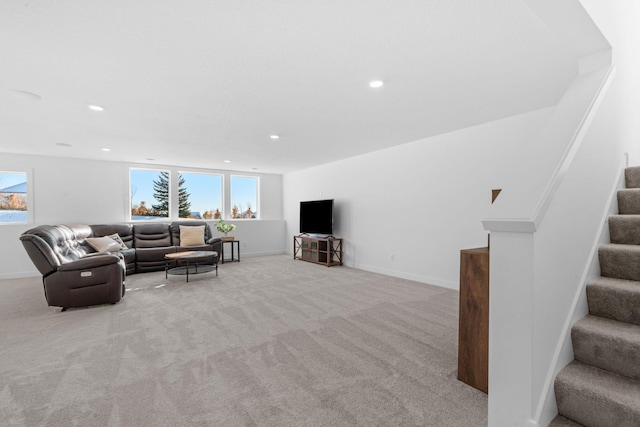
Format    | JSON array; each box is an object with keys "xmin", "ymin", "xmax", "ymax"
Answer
[
  {"xmin": 85, "ymin": 236, "xmax": 123, "ymax": 253},
  {"xmin": 108, "ymin": 233, "xmax": 128, "ymax": 250},
  {"xmin": 180, "ymin": 225, "xmax": 205, "ymax": 246}
]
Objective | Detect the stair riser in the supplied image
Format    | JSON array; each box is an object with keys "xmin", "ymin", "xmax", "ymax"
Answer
[
  {"xmin": 609, "ymin": 216, "xmax": 640, "ymax": 245},
  {"xmin": 625, "ymin": 166, "xmax": 640, "ymax": 189},
  {"xmin": 598, "ymin": 247, "xmax": 640, "ymax": 281},
  {"xmin": 553, "ymin": 167, "xmax": 640, "ymax": 426},
  {"xmin": 617, "ymin": 190, "xmax": 640, "ymax": 215},
  {"xmin": 548, "ymin": 415, "xmax": 584, "ymax": 427},
  {"xmin": 572, "ymin": 327, "xmax": 640, "ymax": 379},
  {"xmin": 555, "ymin": 378, "xmax": 640, "ymax": 427},
  {"xmin": 587, "ymin": 284, "xmax": 640, "ymax": 326}
]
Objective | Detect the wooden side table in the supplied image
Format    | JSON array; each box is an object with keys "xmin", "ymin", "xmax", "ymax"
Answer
[
  {"xmin": 221, "ymin": 240, "xmax": 240, "ymax": 264},
  {"xmin": 458, "ymin": 246, "xmax": 489, "ymax": 393}
]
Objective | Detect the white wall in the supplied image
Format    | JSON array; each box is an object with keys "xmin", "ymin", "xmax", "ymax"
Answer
[
  {"xmin": 283, "ymin": 107, "xmax": 553, "ymax": 289},
  {"xmin": 485, "ymin": 1, "xmax": 640, "ymax": 425},
  {"xmin": 579, "ymin": 0, "xmax": 640, "ymax": 164},
  {"xmin": 0, "ymin": 153, "xmax": 285, "ymax": 278},
  {"xmin": 533, "ymin": 1, "xmax": 640, "ymax": 424}
]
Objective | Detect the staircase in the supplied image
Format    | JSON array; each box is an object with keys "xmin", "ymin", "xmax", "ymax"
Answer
[{"xmin": 550, "ymin": 167, "xmax": 640, "ymax": 427}]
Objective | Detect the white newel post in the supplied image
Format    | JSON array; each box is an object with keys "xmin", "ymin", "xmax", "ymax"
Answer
[{"xmin": 487, "ymin": 230, "xmax": 537, "ymax": 426}]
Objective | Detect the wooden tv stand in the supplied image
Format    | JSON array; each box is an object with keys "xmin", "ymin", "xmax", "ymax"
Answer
[{"xmin": 293, "ymin": 235, "xmax": 343, "ymax": 267}]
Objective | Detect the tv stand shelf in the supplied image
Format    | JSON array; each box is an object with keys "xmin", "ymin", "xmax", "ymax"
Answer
[{"xmin": 293, "ymin": 235, "xmax": 343, "ymax": 267}]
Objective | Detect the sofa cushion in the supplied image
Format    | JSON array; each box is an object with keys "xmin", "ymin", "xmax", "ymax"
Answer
[
  {"xmin": 176, "ymin": 244, "xmax": 213, "ymax": 253},
  {"xmin": 118, "ymin": 247, "xmax": 136, "ymax": 275},
  {"xmin": 135, "ymin": 246, "xmax": 177, "ymax": 273},
  {"xmin": 91, "ymin": 224, "xmax": 134, "ymax": 248},
  {"xmin": 85, "ymin": 236, "xmax": 123, "ymax": 253},
  {"xmin": 107, "ymin": 233, "xmax": 128, "ymax": 250},
  {"xmin": 59, "ymin": 225, "xmax": 93, "ymax": 260},
  {"xmin": 51, "ymin": 225, "xmax": 86, "ymax": 263},
  {"xmin": 170, "ymin": 220, "xmax": 213, "ymax": 246},
  {"xmin": 133, "ymin": 223, "xmax": 171, "ymax": 248},
  {"xmin": 135, "ymin": 246, "xmax": 176, "ymax": 262},
  {"xmin": 179, "ymin": 225, "xmax": 205, "ymax": 246},
  {"xmin": 19, "ymin": 226, "xmax": 63, "ymax": 274}
]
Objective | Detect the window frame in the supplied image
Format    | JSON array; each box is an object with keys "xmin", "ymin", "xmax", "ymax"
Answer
[
  {"xmin": 129, "ymin": 167, "xmax": 172, "ymax": 221},
  {"xmin": 177, "ymin": 171, "xmax": 224, "ymax": 220},
  {"xmin": 230, "ymin": 175, "xmax": 260, "ymax": 219},
  {"xmin": 0, "ymin": 169, "xmax": 33, "ymax": 225}
]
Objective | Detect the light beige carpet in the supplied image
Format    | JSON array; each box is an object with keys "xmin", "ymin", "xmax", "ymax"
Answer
[{"xmin": 0, "ymin": 255, "xmax": 487, "ymax": 426}]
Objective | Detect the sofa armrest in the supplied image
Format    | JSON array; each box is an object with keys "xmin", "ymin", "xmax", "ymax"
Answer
[
  {"xmin": 57, "ymin": 254, "xmax": 121, "ymax": 271},
  {"xmin": 206, "ymin": 237, "xmax": 222, "ymax": 245}
]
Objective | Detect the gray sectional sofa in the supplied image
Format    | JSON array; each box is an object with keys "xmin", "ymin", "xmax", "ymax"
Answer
[{"xmin": 20, "ymin": 220, "xmax": 222, "ymax": 310}]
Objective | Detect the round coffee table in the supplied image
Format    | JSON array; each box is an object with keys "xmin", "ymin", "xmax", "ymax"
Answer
[{"xmin": 165, "ymin": 251, "xmax": 218, "ymax": 282}]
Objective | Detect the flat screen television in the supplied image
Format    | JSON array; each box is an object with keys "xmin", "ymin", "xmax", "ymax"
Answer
[{"xmin": 299, "ymin": 199, "xmax": 334, "ymax": 235}]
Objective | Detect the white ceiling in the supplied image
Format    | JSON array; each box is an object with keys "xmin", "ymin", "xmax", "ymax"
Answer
[{"xmin": 0, "ymin": 0, "xmax": 582, "ymax": 174}]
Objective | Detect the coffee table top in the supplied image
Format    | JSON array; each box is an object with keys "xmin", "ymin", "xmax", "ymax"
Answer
[{"xmin": 165, "ymin": 251, "xmax": 217, "ymax": 260}]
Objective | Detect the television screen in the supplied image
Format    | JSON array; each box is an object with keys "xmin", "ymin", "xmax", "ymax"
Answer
[{"xmin": 299, "ymin": 199, "xmax": 333, "ymax": 235}]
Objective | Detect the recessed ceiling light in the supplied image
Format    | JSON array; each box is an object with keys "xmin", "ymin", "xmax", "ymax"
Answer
[
  {"xmin": 369, "ymin": 80, "xmax": 384, "ymax": 88},
  {"xmin": 88, "ymin": 105, "xmax": 104, "ymax": 111},
  {"xmin": 270, "ymin": 135, "xmax": 280, "ymax": 140},
  {"xmin": 252, "ymin": 168, "xmax": 258, "ymax": 170},
  {"xmin": 9, "ymin": 90, "xmax": 42, "ymax": 101},
  {"xmin": 101, "ymin": 147, "xmax": 111, "ymax": 152},
  {"xmin": 224, "ymin": 160, "xmax": 231, "ymax": 163},
  {"xmin": 146, "ymin": 158, "xmax": 155, "ymax": 161},
  {"xmin": 55, "ymin": 143, "xmax": 72, "ymax": 147}
]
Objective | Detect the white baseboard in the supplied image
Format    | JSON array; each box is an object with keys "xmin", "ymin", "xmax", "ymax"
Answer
[
  {"xmin": 351, "ymin": 262, "xmax": 457, "ymax": 290},
  {"xmin": 238, "ymin": 250, "xmax": 287, "ymax": 258}
]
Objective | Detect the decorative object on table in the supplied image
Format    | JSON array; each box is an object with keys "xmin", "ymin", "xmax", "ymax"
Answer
[{"xmin": 216, "ymin": 219, "xmax": 236, "ymax": 241}]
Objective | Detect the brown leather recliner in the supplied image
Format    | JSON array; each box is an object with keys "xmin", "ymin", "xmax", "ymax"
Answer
[{"xmin": 20, "ymin": 225, "xmax": 126, "ymax": 311}]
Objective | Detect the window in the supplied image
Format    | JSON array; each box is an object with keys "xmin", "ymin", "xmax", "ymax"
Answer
[
  {"xmin": 130, "ymin": 170, "xmax": 259, "ymax": 220},
  {"xmin": 178, "ymin": 172, "xmax": 223, "ymax": 219},
  {"xmin": 0, "ymin": 171, "xmax": 29, "ymax": 224},
  {"xmin": 230, "ymin": 175, "xmax": 258, "ymax": 219},
  {"xmin": 130, "ymin": 169, "xmax": 170, "ymax": 220}
]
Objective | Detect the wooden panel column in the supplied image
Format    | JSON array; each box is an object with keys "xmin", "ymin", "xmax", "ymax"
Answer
[{"xmin": 458, "ymin": 246, "xmax": 490, "ymax": 393}]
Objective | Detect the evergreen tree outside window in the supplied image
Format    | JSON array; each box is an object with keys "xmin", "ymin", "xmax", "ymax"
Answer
[
  {"xmin": 150, "ymin": 171, "xmax": 191, "ymax": 217},
  {"xmin": 179, "ymin": 172, "xmax": 222, "ymax": 219},
  {"xmin": 130, "ymin": 168, "xmax": 170, "ymax": 220},
  {"xmin": 131, "ymin": 169, "xmax": 256, "ymax": 221},
  {"xmin": 151, "ymin": 171, "xmax": 170, "ymax": 216},
  {"xmin": 177, "ymin": 174, "xmax": 191, "ymax": 218}
]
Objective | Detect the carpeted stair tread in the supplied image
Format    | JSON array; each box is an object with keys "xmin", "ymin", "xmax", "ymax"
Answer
[
  {"xmin": 598, "ymin": 244, "xmax": 640, "ymax": 281},
  {"xmin": 572, "ymin": 315, "xmax": 640, "ymax": 379},
  {"xmin": 587, "ymin": 277, "xmax": 640, "ymax": 326},
  {"xmin": 608, "ymin": 215, "xmax": 640, "ymax": 245},
  {"xmin": 555, "ymin": 360, "xmax": 640, "ymax": 427},
  {"xmin": 548, "ymin": 415, "xmax": 584, "ymax": 427},
  {"xmin": 553, "ymin": 167, "xmax": 640, "ymax": 426},
  {"xmin": 625, "ymin": 166, "xmax": 640, "ymax": 189},
  {"xmin": 617, "ymin": 189, "xmax": 640, "ymax": 214}
]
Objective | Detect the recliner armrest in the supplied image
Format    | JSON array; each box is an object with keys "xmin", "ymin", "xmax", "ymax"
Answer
[
  {"xmin": 207, "ymin": 237, "xmax": 222, "ymax": 245},
  {"xmin": 57, "ymin": 254, "xmax": 121, "ymax": 271}
]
